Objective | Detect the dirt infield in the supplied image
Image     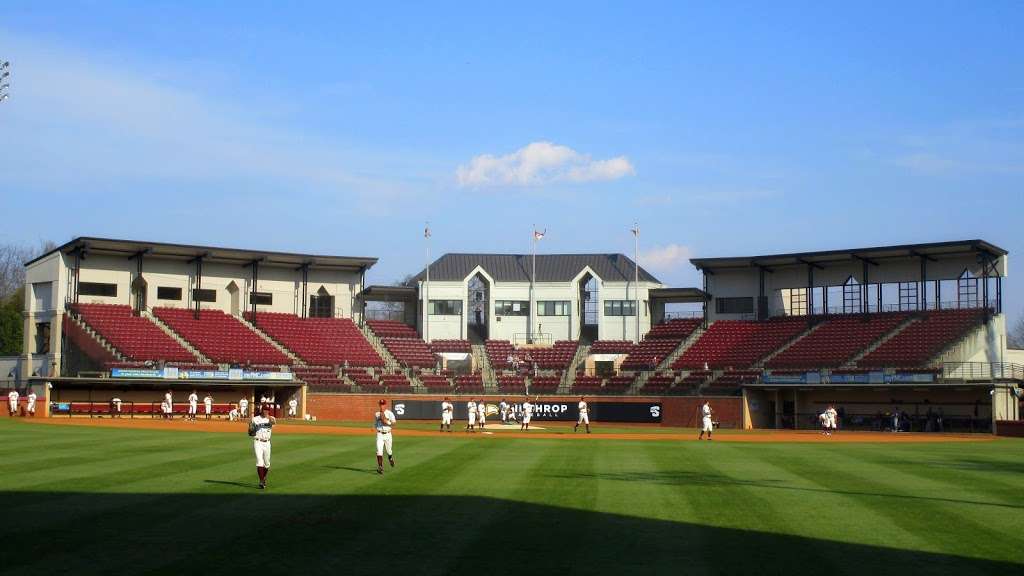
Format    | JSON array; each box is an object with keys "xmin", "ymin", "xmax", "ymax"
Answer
[{"xmin": 20, "ymin": 417, "xmax": 996, "ymax": 443}]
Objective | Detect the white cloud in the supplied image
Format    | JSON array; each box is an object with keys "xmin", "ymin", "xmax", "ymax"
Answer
[
  {"xmin": 456, "ymin": 141, "xmax": 635, "ymax": 187},
  {"xmin": 638, "ymin": 243, "xmax": 693, "ymax": 273}
]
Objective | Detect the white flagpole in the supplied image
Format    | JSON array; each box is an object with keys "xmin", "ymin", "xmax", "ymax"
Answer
[
  {"xmin": 424, "ymin": 222, "xmax": 430, "ymax": 343},
  {"xmin": 531, "ymin": 225, "xmax": 536, "ymax": 344},
  {"xmin": 634, "ymin": 223, "xmax": 640, "ymax": 344}
]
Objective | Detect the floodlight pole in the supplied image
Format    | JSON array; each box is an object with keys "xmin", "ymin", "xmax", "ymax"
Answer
[
  {"xmin": 531, "ymin": 226, "xmax": 537, "ymax": 344},
  {"xmin": 633, "ymin": 223, "xmax": 640, "ymax": 344}
]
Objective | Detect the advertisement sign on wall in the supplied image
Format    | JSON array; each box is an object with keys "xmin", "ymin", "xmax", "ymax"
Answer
[{"xmin": 391, "ymin": 399, "xmax": 662, "ymax": 423}]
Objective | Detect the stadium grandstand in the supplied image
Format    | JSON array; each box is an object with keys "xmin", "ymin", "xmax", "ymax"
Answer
[{"xmin": 10, "ymin": 237, "xmax": 1022, "ymax": 433}]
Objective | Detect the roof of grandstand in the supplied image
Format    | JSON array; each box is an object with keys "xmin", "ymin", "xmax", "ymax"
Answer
[
  {"xmin": 26, "ymin": 237, "xmax": 378, "ymax": 270},
  {"xmin": 648, "ymin": 287, "xmax": 709, "ymax": 302},
  {"xmin": 415, "ymin": 253, "xmax": 660, "ymax": 283},
  {"xmin": 690, "ymin": 239, "xmax": 1007, "ymax": 271}
]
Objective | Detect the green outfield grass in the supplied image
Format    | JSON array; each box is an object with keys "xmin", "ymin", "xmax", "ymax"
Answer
[{"xmin": 1, "ymin": 419, "xmax": 1022, "ymax": 576}]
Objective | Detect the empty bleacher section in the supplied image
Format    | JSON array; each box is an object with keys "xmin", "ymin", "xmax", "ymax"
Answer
[
  {"xmin": 529, "ymin": 376, "xmax": 561, "ymax": 393},
  {"xmin": 366, "ymin": 320, "xmax": 419, "ymax": 339},
  {"xmin": 766, "ymin": 313, "xmax": 909, "ymax": 369},
  {"xmin": 674, "ymin": 318, "xmax": 806, "ymax": 370},
  {"xmin": 346, "ymin": 370, "xmax": 382, "ymax": 391},
  {"xmin": 246, "ymin": 312, "xmax": 382, "ymax": 367},
  {"xmin": 573, "ymin": 375, "xmax": 603, "ymax": 394},
  {"xmin": 603, "ymin": 375, "xmax": 635, "ymax": 394},
  {"xmin": 531, "ymin": 341, "xmax": 578, "ymax": 369},
  {"xmin": 154, "ymin": 308, "xmax": 291, "ymax": 365},
  {"xmin": 455, "ymin": 374, "xmax": 484, "ymax": 394},
  {"xmin": 589, "ymin": 340, "xmax": 635, "ymax": 354},
  {"xmin": 485, "ymin": 340, "xmax": 517, "ymax": 369},
  {"xmin": 429, "ymin": 339, "xmax": 471, "ymax": 353},
  {"xmin": 639, "ymin": 374, "xmax": 675, "ymax": 394},
  {"xmin": 292, "ymin": 365, "xmax": 350, "ymax": 391},
  {"xmin": 380, "ymin": 373, "xmax": 413, "ymax": 392},
  {"xmin": 498, "ymin": 374, "xmax": 526, "ymax": 394},
  {"xmin": 63, "ymin": 315, "xmax": 119, "ymax": 366},
  {"xmin": 72, "ymin": 304, "xmax": 198, "ymax": 364},
  {"xmin": 419, "ymin": 374, "xmax": 453, "ymax": 393},
  {"xmin": 857, "ymin": 309, "xmax": 987, "ymax": 368},
  {"xmin": 380, "ymin": 337, "xmax": 436, "ymax": 368},
  {"xmin": 621, "ymin": 318, "xmax": 701, "ymax": 370}
]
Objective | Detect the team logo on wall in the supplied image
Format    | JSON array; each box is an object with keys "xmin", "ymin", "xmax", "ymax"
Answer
[{"xmin": 480, "ymin": 403, "xmax": 498, "ymax": 417}]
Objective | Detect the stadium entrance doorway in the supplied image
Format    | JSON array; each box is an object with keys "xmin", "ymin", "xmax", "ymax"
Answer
[{"xmin": 468, "ymin": 274, "xmax": 490, "ymax": 343}]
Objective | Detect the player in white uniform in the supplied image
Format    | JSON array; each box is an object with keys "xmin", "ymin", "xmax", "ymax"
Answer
[
  {"xmin": 477, "ymin": 399, "xmax": 487, "ymax": 429},
  {"xmin": 440, "ymin": 397, "xmax": 453, "ymax": 432},
  {"xmin": 287, "ymin": 397, "xmax": 298, "ymax": 417},
  {"xmin": 374, "ymin": 399, "xmax": 396, "ymax": 474},
  {"xmin": 203, "ymin": 393, "xmax": 213, "ymax": 419},
  {"xmin": 111, "ymin": 397, "xmax": 122, "ymax": 418},
  {"xmin": 826, "ymin": 405, "xmax": 838, "ymax": 433},
  {"xmin": 163, "ymin": 390, "xmax": 173, "ymax": 420},
  {"xmin": 698, "ymin": 401, "xmax": 713, "ymax": 440},
  {"xmin": 239, "ymin": 397, "xmax": 249, "ymax": 418},
  {"xmin": 26, "ymin": 391, "xmax": 37, "ymax": 417},
  {"xmin": 8, "ymin": 389, "xmax": 19, "ymax": 416},
  {"xmin": 466, "ymin": 400, "xmax": 477, "ymax": 432},
  {"xmin": 520, "ymin": 397, "xmax": 533, "ymax": 431},
  {"xmin": 819, "ymin": 411, "xmax": 830, "ymax": 436},
  {"xmin": 229, "ymin": 405, "xmax": 240, "ymax": 421},
  {"xmin": 499, "ymin": 399, "xmax": 508, "ymax": 423},
  {"xmin": 574, "ymin": 396, "xmax": 591, "ymax": 433},
  {"xmin": 250, "ymin": 404, "xmax": 276, "ymax": 489},
  {"xmin": 187, "ymin": 390, "xmax": 199, "ymax": 422}
]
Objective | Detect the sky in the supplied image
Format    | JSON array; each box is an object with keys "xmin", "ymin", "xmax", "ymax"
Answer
[{"xmin": 0, "ymin": 1, "xmax": 1022, "ymax": 322}]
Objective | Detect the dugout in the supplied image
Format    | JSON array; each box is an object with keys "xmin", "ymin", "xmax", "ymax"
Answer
[
  {"xmin": 743, "ymin": 381, "xmax": 1020, "ymax": 433},
  {"xmin": 31, "ymin": 376, "xmax": 306, "ymax": 419}
]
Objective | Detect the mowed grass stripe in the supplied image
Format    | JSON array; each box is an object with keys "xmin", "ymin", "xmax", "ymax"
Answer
[{"xmin": 752, "ymin": 444, "xmax": 1019, "ymax": 564}]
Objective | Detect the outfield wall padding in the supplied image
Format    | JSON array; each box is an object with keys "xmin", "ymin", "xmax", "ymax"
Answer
[{"xmin": 306, "ymin": 394, "xmax": 742, "ymax": 428}]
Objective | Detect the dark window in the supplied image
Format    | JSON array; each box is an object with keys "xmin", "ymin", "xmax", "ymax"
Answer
[
  {"xmin": 495, "ymin": 300, "xmax": 529, "ymax": 316},
  {"xmin": 35, "ymin": 322, "xmax": 50, "ymax": 354},
  {"xmin": 249, "ymin": 292, "xmax": 273, "ymax": 306},
  {"xmin": 603, "ymin": 300, "xmax": 637, "ymax": 317},
  {"xmin": 309, "ymin": 295, "xmax": 334, "ymax": 318},
  {"xmin": 538, "ymin": 301, "xmax": 570, "ymax": 316},
  {"xmin": 79, "ymin": 282, "xmax": 117, "ymax": 297},
  {"xmin": 192, "ymin": 288, "xmax": 217, "ymax": 303},
  {"xmin": 430, "ymin": 300, "xmax": 463, "ymax": 315},
  {"xmin": 157, "ymin": 287, "xmax": 182, "ymax": 301},
  {"xmin": 715, "ymin": 297, "xmax": 754, "ymax": 314}
]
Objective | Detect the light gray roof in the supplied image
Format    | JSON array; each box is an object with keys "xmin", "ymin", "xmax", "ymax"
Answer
[{"xmin": 415, "ymin": 253, "xmax": 660, "ymax": 284}]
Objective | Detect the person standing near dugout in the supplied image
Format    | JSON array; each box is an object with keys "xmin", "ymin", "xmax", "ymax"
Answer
[
  {"xmin": 574, "ymin": 396, "xmax": 591, "ymax": 433},
  {"xmin": 7, "ymin": 389, "xmax": 19, "ymax": 416},
  {"xmin": 249, "ymin": 404, "xmax": 276, "ymax": 489},
  {"xmin": 440, "ymin": 397, "xmax": 453, "ymax": 432},
  {"xmin": 698, "ymin": 400, "xmax": 713, "ymax": 440},
  {"xmin": 375, "ymin": 399, "xmax": 396, "ymax": 474},
  {"xmin": 26, "ymin": 390, "xmax": 37, "ymax": 417}
]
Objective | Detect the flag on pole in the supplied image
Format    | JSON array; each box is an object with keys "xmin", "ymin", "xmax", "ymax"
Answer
[
  {"xmin": 424, "ymin": 224, "xmax": 431, "ymax": 239},
  {"xmin": 631, "ymin": 225, "xmax": 639, "ymax": 236},
  {"xmin": 533, "ymin": 229, "xmax": 546, "ymax": 241}
]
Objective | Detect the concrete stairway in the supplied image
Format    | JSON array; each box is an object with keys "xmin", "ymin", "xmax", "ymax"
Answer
[
  {"xmin": 142, "ymin": 310, "xmax": 212, "ymax": 365},
  {"xmin": 561, "ymin": 343, "xmax": 591, "ymax": 393},
  {"xmin": 843, "ymin": 315, "xmax": 920, "ymax": 368},
  {"xmin": 67, "ymin": 313, "xmax": 127, "ymax": 362},
  {"xmin": 755, "ymin": 320, "xmax": 823, "ymax": 368},
  {"xmin": 473, "ymin": 344, "xmax": 497, "ymax": 389},
  {"xmin": 358, "ymin": 324, "xmax": 401, "ymax": 370},
  {"xmin": 236, "ymin": 315, "xmax": 304, "ymax": 365}
]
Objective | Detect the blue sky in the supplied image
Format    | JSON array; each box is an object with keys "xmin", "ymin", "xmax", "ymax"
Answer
[{"xmin": 0, "ymin": 1, "xmax": 1022, "ymax": 321}]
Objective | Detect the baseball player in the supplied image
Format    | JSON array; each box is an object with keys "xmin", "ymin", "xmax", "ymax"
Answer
[
  {"xmin": 819, "ymin": 410, "xmax": 831, "ymax": 436},
  {"xmin": 8, "ymin": 389, "xmax": 19, "ymax": 416},
  {"xmin": 287, "ymin": 397, "xmax": 298, "ymax": 417},
  {"xmin": 374, "ymin": 399, "xmax": 396, "ymax": 474},
  {"xmin": 499, "ymin": 398, "xmax": 508, "ymax": 423},
  {"xmin": 250, "ymin": 404, "xmax": 276, "ymax": 489},
  {"xmin": 698, "ymin": 401, "xmax": 713, "ymax": 440},
  {"xmin": 203, "ymin": 393, "xmax": 213, "ymax": 419},
  {"xmin": 574, "ymin": 396, "xmax": 590, "ymax": 433},
  {"xmin": 466, "ymin": 399, "xmax": 477, "ymax": 432},
  {"xmin": 26, "ymin": 390, "xmax": 37, "ymax": 417},
  {"xmin": 163, "ymin": 390, "xmax": 173, "ymax": 420},
  {"xmin": 520, "ymin": 396, "xmax": 533, "ymax": 431},
  {"xmin": 477, "ymin": 399, "xmax": 487, "ymax": 429},
  {"xmin": 440, "ymin": 397, "xmax": 453, "ymax": 432},
  {"xmin": 187, "ymin": 390, "xmax": 199, "ymax": 422},
  {"xmin": 826, "ymin": 404, "xmax": 838, "ymax": 433},
  {"xmin": 239, "ymin": 397, "xmax": 249, "ymax": 418},
  {"xmin": 229, "ymin": 404, "xmax": 240, "ymax": 422},
  {"xmin": 111, "ymin": 397, "xmax": 122, "ymax": 418}
]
